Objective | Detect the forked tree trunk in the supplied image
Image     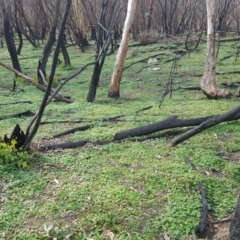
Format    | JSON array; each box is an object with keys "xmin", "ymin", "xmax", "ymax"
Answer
[
  {"xmin": 23, "ymin": 0, "xmax": 72, "ymax": 151},
  {"xmin": 108, "ymin": 0, "xmax": 137, "ymax": 98},
  {"xmin": 200, "ymin": 0, "xmax": 230, "ymax": 99}
]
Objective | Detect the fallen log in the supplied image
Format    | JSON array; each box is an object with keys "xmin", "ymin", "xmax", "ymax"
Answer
[
  {"xmin": 170, "ymin": 104, "xmax": 240, "ymax": 147},
  {"xmin": 40, "ymin": 130, "xmax": 187, "ymax": 150},
  {"xmin": 42, "ymin": 140, "xmax": 88, "ymax": 150},
  {"xmin": 0, "ymin": 101, "xmax": 32, "ymax": 106},
  {"xmin": 123, "ymin": 129, "xmax": 189, "ymax": 143},
  {"xmin": 114, "ymin": 116, "xmax": 177, "ymax": 140},
  {"xmin": 0, "ymin": 110, "xmax": 35, "ymax": 120},
  {"xmin": 40, "ymin": 119, "xmax": 84, "ymax": 125},
  {"xmin": 114, "ymin": 112, "xmax": 240, "ymax": 141},
  {"xmin": 230, "ymin": 193, "xmax": 240, "ymax": 240},
  {"xmin": 195, "ymin": 183, "xmax": 210, "ymax": 238},
  {"xmin": 53, "ymin": 125, "xmax": 91, "ymax": 138},
  {"xmin": 41, "ymin": 140, "xmax": 111, "ymax": 150}
]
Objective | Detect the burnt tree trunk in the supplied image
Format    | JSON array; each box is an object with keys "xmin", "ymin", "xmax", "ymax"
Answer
[
  {"xmin": 200, "ymin": 0, "xmax": 230, "ymax": 99},
  {"xmin": 39, "ymin": 0, "xmax": 60, "ymax": 78},
  {"xmin": 16, "ymin": 26, "xmax": 23, "ymax": 55},
  {"xmin": 60, "ymin": 35, "xmax": 71, "ymax": 66},
  {"xmin": 86, "ymin": 61, "xmax": 100, "ymax": 102},
  {"xmin": 230, "ymin": 193, "xmax": 240, "ymax": 240},
  {"xmin": 2, "ymin": 3, "xmax": 22, "ymax": 91},
  {"xmin": 23, "ymin": 0, "xmax": 72, "ymax": 151},
  {"xmin": 86, "ymin": 0, "xmax": 114, "ymax": 102}
]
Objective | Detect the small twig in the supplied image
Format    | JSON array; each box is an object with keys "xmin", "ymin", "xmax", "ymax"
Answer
[{"xmin": 211, "ymin": 216, "xmax": 233, "ymax": 224}]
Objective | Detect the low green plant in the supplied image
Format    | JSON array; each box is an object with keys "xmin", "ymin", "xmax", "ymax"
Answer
[{"xmin": 0, "ymin": 137, "xmax": 29, "ymax": 168}]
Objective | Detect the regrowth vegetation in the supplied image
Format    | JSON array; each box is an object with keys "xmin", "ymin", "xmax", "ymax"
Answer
[{"xmin": 1, "ymin": 38, "xmax": 240, "ymax": 239}]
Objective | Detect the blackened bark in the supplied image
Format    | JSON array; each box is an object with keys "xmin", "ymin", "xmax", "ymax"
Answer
[
  {"xmin": 3, "ymin": 7, "xmax": 21, "ymax": 91},
  {"xmin": 40, "ymin": 0, "xmax": 60, "ymax": 78},
  {"xmin": 90, "ymin": 26, "xmax": 97, "ymax": 41},
  {"xmin": 37, "ymin": 60, "xmax": 44, "ymax": 85},
  {"xmin": 3, "ymin": 14, "xmax": 21, "ymax": 72},
  {"xmin": 23, "ymin": 0, "xmax": 72, "ymax": 151},
  {"xmin": 170, "ymin": 103, "xmax": 240, "ymax": 147},
  {"xmin": 114, "ymin": 116, "xmax": 177, "ymax": 140},
  {"xmin": 53, "ymin": 125, "xmax": 91, "ymax": 138},
  {"xmin": 86, "ymin": 61, "xmax": 100, "ymax": 102},
  {"xmin": 60, "ymin": 36, "xmax": 71, "ymax": 66},
  {"xmin": 230, "ymin": 193, "xmax": 240, "ymax": 240},
  {"xmin": 195, "ymin": 183, "xmax": 209, "ymax": 238},
  {"xmin": 16, "ymin": 26, "xmax": 23, "ymax": 55}
]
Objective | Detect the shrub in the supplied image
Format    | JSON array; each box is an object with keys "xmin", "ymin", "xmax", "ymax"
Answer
[{"xmin": 0, "ymin": 137, "xmax": 29, "ymax": 168}]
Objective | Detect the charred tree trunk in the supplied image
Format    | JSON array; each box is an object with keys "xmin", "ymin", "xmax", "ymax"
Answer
[
  {"xmin": 39, "ymin": 0, "xmax": 60, "ymax": 79},
  {"xmin": 200, "ymin": 0, "xmax": 230, "ymax": 99},
  {"xmin": 16, "ymin": 26, "xmax": 23, "ymax": 55},
  {"xmin": 230, "ymin": 193, "xmax": 240, "ymax": 240},
  {"xmin": 86, "ymin": 0, "xmax": 116, "ymax": 102},
  {"xmin": 87, "ymin": 61, "xmax": 100, "ymax": 102},
  {"xmin": 60, "ymin": 35, "xmax": 71, "ymax": 67},
  {"xmin": 108, "ymin": 0, "xmax": 137, "ymax": 98},
  {"xmin": 2, "ymin": 3, "xmax": 22, "ymax": 91},
  {"xmin": 23, "ymin": 0, "xmax": 72, "ymax": 151}
]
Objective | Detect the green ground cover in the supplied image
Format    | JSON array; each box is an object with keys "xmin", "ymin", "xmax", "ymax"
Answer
[{"xmin": 0, "ymin": 39, "xmax": 240, "ymax": 239}]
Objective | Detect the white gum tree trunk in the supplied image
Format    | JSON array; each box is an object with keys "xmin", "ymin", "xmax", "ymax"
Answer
[
  {"xmin": 108, "ymin": 0, "xmax": 137, "ymax": 98},
  {"xmin": 200, "ymin": 0, "xmax": 230, "ymax": 99}
]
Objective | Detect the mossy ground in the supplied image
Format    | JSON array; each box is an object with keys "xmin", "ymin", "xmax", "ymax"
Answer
[{"xmin": 0, "ymin": 38, "xmax": 240, "ymax": 239}]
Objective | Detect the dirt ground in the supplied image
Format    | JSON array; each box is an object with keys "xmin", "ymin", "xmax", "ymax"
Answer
[{"xmin": 185, "ymin": 222, "xmax": 230, "ymax": 240}]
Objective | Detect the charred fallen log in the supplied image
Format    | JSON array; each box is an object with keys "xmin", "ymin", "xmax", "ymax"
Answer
[
  {"xmin": 114, "ymin": 116, "xmax": 177, "ymax": 140},
  {"xmin": 115, "ymin": 112, "xmax": 240, "ymax": 141},
  {"xmin": 0, "ymin": 101, "xmax": 32, "ymax": 106},
  {"xmin": 41, "ymin": 140, "xmax": 111, "ymax": 150},
  {"xmin": 170, "ymin": 104, "xmax": 240, "ymax": 147},
  {"xmin": 53, "ymin": 125, "xmax": 91, "ymax": 138},
  {"xmin": 195, "ymin": 183, "xmax": 210, "ymax": 238},
  {"xmin": 0, "ymin": 110, "xmax": 34, "ymax": 120}
]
